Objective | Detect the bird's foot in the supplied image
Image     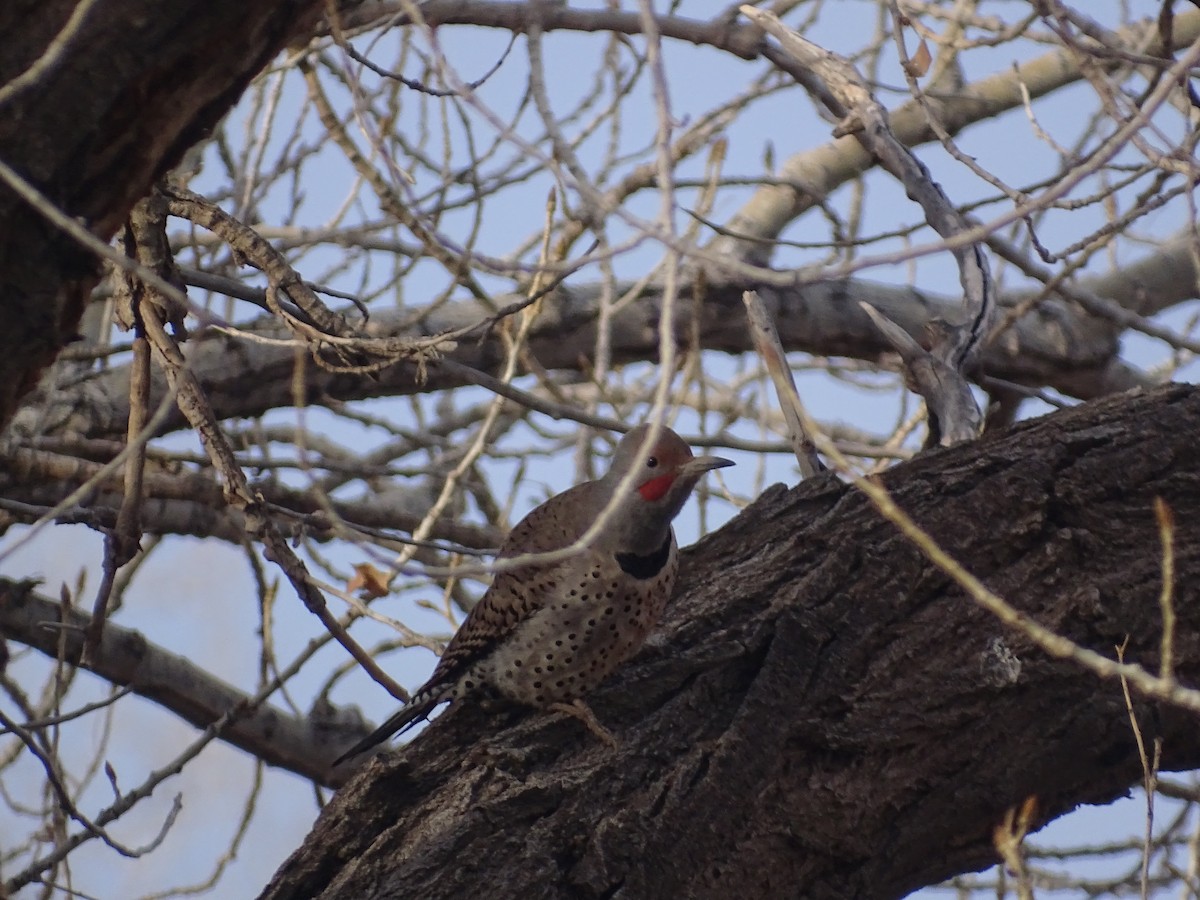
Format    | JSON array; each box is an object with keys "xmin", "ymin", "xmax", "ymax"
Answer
[{"xmin": 549, "ymin": 699, "xmax": 618, "ymax": 748}]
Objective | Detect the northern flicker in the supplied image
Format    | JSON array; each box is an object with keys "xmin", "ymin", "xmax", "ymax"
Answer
[{"xmin": 333, "ymin": 424, "xmax": 732, "ymax": 764}]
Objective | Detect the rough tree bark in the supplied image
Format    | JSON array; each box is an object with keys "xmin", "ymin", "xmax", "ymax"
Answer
[
  {"xmin": 0, "ymin": 0, "xmax": 324, "ymax": 430},
  {"xmin": 262, "ymin": 383, "xmax": 1200, "ymax": 900}
]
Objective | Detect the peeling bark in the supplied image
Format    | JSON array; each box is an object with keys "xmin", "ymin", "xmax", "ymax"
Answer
[{"xmin": 262, "ymin": 384, "xmax": 1200, "ymax": 900}]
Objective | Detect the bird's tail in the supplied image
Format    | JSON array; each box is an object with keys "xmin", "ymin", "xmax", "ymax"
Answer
[{"xmin": 332, "ymin": 691, "xmax": 442, "ymax": 766}]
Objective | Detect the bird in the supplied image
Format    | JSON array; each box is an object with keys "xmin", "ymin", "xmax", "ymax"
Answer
[{"xmin": 333, "ymin": 424, "xmax": 733, "ymax": 765}]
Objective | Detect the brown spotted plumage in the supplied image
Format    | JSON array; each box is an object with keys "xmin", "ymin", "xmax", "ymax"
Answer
[{"xmin": 334, "ymin": 425, "xmax": 732, "ymax": 764}]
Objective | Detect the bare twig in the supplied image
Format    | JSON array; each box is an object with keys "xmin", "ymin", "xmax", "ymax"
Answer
[
  {"xmin": 1116, "ymin": 638, "xmax": 1162, "ymax": 900},
  {"xmin": 0, "ymin": 705, "xmax": 183, "ymax": 860},
  {"xmin": 993, "ymin": 796, "xmax": 1038, "ymax": 900},
  {"xmin": 82, "ymin": 196, "xmax": 167, "ymax": 664},
  {"xmin": 741, "ymin": 290, "xmax": 824, "ymax": 477},
  {"xmin": 134, "ymin": 272, "xmax": 408, "ymax": 703}
]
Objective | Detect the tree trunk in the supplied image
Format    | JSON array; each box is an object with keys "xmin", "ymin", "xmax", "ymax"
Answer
[
  {"xmin": 0, "ymin": 0, "xmax": 323, "ymax": 429},
  {"xmin": 261, "ymin": 383, "xmax": 1200, "ymax": 900}
]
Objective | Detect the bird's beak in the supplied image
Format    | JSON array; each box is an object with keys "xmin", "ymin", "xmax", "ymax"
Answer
[{"xmin": 679, "ymin": 455, "xmax": 734, "ymax": 477}]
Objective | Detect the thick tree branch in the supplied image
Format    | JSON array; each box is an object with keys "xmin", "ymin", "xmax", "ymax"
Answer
[
  {"xmin": 35, "ymin": 268, "xmax": 1158, "ymax": 442},
  {"xmin": 262, "ymin": 383, "xmax": 1200, "ymax": 900},
  {"xmin": 0, "ymin": 445, "xmax": 503, "ymax": 549},
  {"xmin": 0, "ymin": 578, "xmax": 338, "ymax": 783}
]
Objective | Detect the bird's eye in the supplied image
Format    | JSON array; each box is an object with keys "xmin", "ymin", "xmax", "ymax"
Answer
[{"xmin": 646, "ymin": 456, "xmax": 659, "ymax": 469}]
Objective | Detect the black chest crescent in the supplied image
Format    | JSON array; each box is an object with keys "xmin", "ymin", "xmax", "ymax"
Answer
[{"xmin": 615, "ymin": 536, "xmax": 673, "ymax": 580}]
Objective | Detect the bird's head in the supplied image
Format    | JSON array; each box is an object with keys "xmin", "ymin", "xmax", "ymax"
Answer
[{"xmin": 599, "ymin": 424, "xmax": 733, "ymax": 550}]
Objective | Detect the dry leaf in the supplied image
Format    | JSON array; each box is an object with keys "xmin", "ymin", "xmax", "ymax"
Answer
[
  {"xmin": 904, "ymin": 38, "xmax": 932, "ymax": 78},
  {"xmin": 347, "ymin": 563, "xmax": 390, "ymax": 599}
]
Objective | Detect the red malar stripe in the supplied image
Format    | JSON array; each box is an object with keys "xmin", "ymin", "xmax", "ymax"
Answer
[{"xmin": 638, "ymin": 473, "xmax": 676, "ymax": 501}]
